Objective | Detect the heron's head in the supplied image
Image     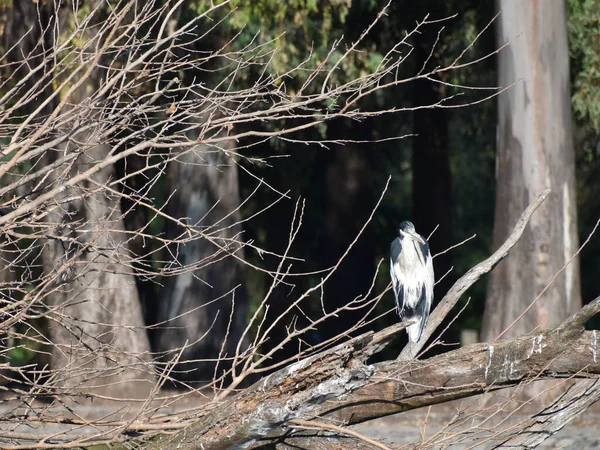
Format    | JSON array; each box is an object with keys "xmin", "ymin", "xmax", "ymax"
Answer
[{"xmin": 398, "ymin": 221, "xmax": 425, "ymax": 244}]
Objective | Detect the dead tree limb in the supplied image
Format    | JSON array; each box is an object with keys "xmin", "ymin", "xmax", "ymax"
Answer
[
  {"xmin": 248, "ymin": 299, "xmax": 600, "ymax": 450},
  {"xmin": 483, "ymin": 297, "xmax": 600, "ymax": 449},
  {"xmin": 489, "ymin": 378, "xmax": 600, "ymax": 449},
  {"xmin": 146, "ymin": 322, "xmax": 411, "ymax": 450},
  {"xmin": 144, "ymin": 296, "xmax": 600, "ymax": 450},
  {"xmin": 398, "ymin": 188, "xmax": 551, "ymax": 360},
  {"xmin": 320, "ymin": 296, "xmax": 600, "ymax": 427}
]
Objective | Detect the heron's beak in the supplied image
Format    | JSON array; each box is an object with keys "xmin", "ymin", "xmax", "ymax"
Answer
[{"xmin": 408, "ymin": 231, "xmax": 426, "ymax": 244}]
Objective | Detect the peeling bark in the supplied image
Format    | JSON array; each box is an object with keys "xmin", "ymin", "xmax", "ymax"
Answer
[{"xmin": 483, "ymin": 0, "xmax": 581, "ymax": 344}]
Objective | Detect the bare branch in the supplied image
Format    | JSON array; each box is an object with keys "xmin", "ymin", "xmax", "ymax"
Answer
[{"xmin": 399, "ymin": 188, "xmax": 551, "ymax": 360}]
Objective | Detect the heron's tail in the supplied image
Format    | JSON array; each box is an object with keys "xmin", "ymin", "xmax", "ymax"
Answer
[{"xmin": 406, "ymin": 314, "xmax": 427, "ymax": 343}]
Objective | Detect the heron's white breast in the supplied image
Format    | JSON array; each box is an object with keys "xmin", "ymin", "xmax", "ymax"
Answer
[{"xmin": 393, "ymin": 241, "xmax": 429, "ymax": 308}]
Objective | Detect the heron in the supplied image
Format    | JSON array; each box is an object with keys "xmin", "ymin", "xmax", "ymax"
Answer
[{"xmin": 390, "ymin": 221, "xmax": 434, "ymax": 343}]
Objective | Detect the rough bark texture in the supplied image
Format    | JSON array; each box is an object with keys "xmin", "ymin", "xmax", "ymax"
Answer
[
  {"xmin": 44, "ymin": 137, "xmax": 153, "ymax": 400},
  {"xmin": 482, "ymin": 0, "xmax": 581, "ymax": 340},
  {"xmin": 147, "ymin": 296, "xmax": 600, "ymax": 450},
  {"xmin": 156, "ymin": 134, "xmax": 247, "ymax": 382}
]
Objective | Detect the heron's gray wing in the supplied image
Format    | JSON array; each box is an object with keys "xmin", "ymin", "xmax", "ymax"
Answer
[
  {"xmin": 390, "ymin": 237, "xmax": 402, "ymax": 263},
  {"xmin": 416, "ymin": 239, "xmax": 430, "ymax": 266},
  {"xmin": 416, "ymin": 239, "xmax": 434, "ymax": 340},
  {"xmin": 390, "ymin": 238, "xmax": 404, "ymax": 313}
]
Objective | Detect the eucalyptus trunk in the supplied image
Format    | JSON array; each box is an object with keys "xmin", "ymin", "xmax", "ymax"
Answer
[
  {"xmin": 482, "ymin": 0, "xmax": 581, "ymax": 354},
  {"xmin": 156, "ymin": 135, "xmax": 247, "ymax": 383},
  {"xmin": 43, "ymin": 132, "xmax": 153, "ymax": 400}
]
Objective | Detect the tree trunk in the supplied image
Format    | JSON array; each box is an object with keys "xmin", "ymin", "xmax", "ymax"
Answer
[
  {"xmin": 322, "ymin": 145, "xmax": 376, "ymax": 338},
  {"xmin": 115, "ymin": 150, "xmax": 161, "ymax": 344},
  {"xmin": 44, "ymin": 136, "xmax": 153, "ymax": 400},
  {"xmin": 481, "ymin": 0, "xmax": 581, "ymax": 401},
  {"xmin": 482, "ymin": 0, "xmax": 581, "ymax": 342},
  {"xmin": 412, "ymin": 41, "xmax": 453, "ymax": 304},
  {"xmin": 1, "ymin": 0, "xmax": 153, "ymax": 400},
  {"xmin": 322, "ymin": 132, "xmax": 377, "ymax": 341},
  {"xmin": 156, "ymin": 135, "xmax": 247, "ymax": 383}
]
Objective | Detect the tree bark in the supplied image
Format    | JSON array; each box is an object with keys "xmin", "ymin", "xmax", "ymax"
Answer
[
  {"xmin": 412, "ymin": 40, "xmax": 453, "ymax": 302},
  {"xmin": 43, "ymin": 131, "xmax": 153, "ymax": 400},
  {"xmin": 149, "ymin": 297, "xmax": 600, "ymax": 450},
  {"xmin": 2, "ymin": 0, "xmax": 154, "ymax": 400},
  {"xmin": 156, "ymin": 134, "xmax": 247, "ymax": 383},
  {"xmin": 482, "ymin": 1, "xmax": 581, "ymax": 343}
]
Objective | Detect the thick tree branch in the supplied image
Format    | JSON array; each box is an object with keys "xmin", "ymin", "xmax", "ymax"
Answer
[
  {"xmin": 144, "ymin": 296, "xmax": 600, "ymax": 450},
  {"xmin": 321, "ymin": 300, "xmax": 600, "ymax": 427},
  {"xmin": 146, "ymin": 322, "xmax": 410, "ymax": 450},
  {"xmin": 399, "ymin": 188, "xmax": 551, "ymax": 360}
]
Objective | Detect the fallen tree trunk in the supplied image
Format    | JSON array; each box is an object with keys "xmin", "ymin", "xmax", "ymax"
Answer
[
  {"xmin": 321, "ymin": 298, "xmax": 600, "ymax": 427},
  {"xmin": 147, "ymin": 322, "xmax": 411, "ymax": 450},
  {"xmin": 147, "ymin": 295, "xmax": 600, "ymax": 450}
]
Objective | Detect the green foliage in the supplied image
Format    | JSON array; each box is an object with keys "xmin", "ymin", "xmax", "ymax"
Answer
[
  {"xmin": 568, "ymin": 0, "xmax": 600, "ymax": 131},
  {"xmin": 569, "ymin": 0, "xmax": 600, "ymax": 313},
  {"xmin": 191, "ymin": 0, "xmax": 385, "ymax": 85},
  {"xmin": 8, "ymin": 318, "xmax": 50, "ymax": 366}
]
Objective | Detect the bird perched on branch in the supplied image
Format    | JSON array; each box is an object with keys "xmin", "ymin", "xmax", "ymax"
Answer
[{"xmin": 390, "ymin": 221, "xmax": 434, "ymax": 343}]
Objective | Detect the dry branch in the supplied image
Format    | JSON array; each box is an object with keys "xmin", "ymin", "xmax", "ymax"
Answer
[
  {"xmin": 141, "ymin": 296, "xmax": 600, "ymax": 450},
  {"xmin": 146, "ymin": 322, "xmax": 410, "ymax": 450},
  {"xmin": 489, "ymin": 378, "xmax": 600, "ymax": 449},
  {"xmin": 399, "ymin": 188, "xmax": 551, "ymax": 360},
  {"xmin": 321, "ymin": 298, "xmax": 600, "ymax": 428}
]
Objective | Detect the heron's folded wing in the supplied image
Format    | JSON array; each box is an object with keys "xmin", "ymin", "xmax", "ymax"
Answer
[
  {"xmin": 390, "ymin": 238, "xmax": 404, "ymax": 312},
  {"xmin": 421, "ymin": 239, "xmax": 435, "ymax": 307},
  {"xmin": 416, "ymin": 239, "xmax": 430, "ymax": 266}
]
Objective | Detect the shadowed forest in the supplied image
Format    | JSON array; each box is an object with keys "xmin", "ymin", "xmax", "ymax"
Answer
[{"xmin": 0, "ymin": 0, "xmax": 599, "ymax": 448}]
